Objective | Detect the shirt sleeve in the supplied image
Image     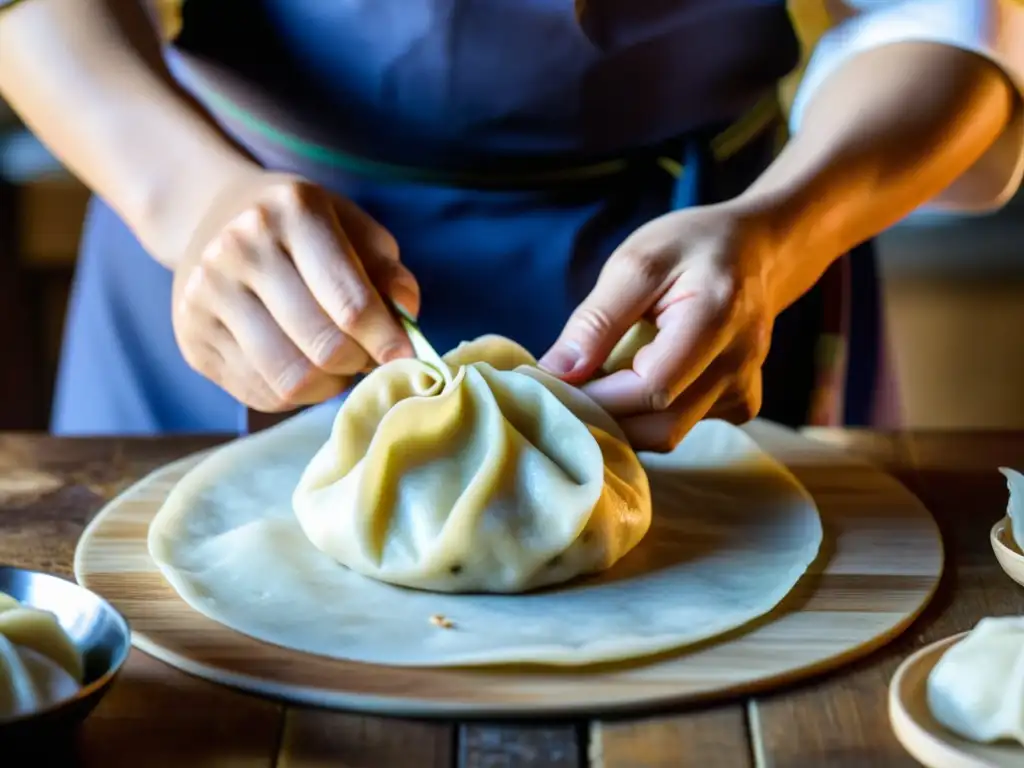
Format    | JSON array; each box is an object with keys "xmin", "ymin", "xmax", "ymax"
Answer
[{"xmin": 788, "ymin": 0, "xmax": 1024, "ymax": 213}]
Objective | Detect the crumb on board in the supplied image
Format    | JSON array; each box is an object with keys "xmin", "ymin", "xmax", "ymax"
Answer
[{"xmin": 430, "ymin": 614, "xmax": 454, "ymax": 629}]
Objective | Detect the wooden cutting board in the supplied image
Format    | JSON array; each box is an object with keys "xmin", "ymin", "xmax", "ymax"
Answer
[{"xmin": 73, "ymin": 420, "xmax": 943, "ymax": 718}]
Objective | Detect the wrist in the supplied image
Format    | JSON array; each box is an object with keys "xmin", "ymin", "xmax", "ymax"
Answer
[
  {"xmin": 718, "ymin": 189, "xmax": 844, "ymax": 318},
  {"xmin": 130, "ymin": 143, "xmax": 264, "ymax": 271}
]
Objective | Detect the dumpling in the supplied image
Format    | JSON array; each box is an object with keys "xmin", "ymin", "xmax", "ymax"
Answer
[
  {"xmin": 1001, "ymin": 467, "xmax": 1024, "ymax": 551},
  {"xmin": 600, "ymin": 321, "xmax": 657, "ymax": 375},
  {"xmin": 927, "ymin": 616, "xmax": 1024, "ymax": 744},
  {"xmin": 0, "ymin": 593, "xmax": 83, "ymax": 718},
  {"xmin": 292, "ymin": 335, "xmax": 652, "ymax": 594}
]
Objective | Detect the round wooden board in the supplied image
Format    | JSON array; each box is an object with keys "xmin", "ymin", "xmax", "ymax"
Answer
[
  {"xmin": 74, "ymin": 421, "xmax": 943, "ymax": 718},
  {"xmin": 889, "ymin": 633, "xmax": 1024, "ymax": 768}
]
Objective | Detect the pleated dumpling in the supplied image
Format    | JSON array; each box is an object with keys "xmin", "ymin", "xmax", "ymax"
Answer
[
  {"xmin": 292, "ymin": 335, "xmax": 652, "ymax": 594},
  {"xmin": 0, "ymin": 593, "xmax": 84, "ymax": 717},
  {"xmin": 927, "ymin": 616, "xmax": 1024, "ymax": 745}
]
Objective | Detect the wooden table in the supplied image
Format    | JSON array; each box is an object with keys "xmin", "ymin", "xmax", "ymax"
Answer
[{"xmin": 1, "ymin": 429, "xmax": 1021, "ymax": 767}]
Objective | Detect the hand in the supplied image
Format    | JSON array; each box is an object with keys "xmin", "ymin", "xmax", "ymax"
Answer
[
  {"xmin": 171, "ymin": 171, "xmax": 419, "ymax": 412},
  {"xmin": 539, "ymin": 202, "xmax": 779, "ymax": 452}
]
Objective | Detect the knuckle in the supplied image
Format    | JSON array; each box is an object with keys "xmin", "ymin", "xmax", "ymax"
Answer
[
  {"xmin": 611, "ymin": 246, "xmax": 674, "ymax": 289},
  {"xmin": 751, "ymin": 315, "xmax": 773, "ymax": 358},
  {"xmin": 276, "ymin": 178, "xmax": 319, "ymax": 210},
  {"xmin": 199, "ymin": 236, "xmax": 231, "ymax": 270},
  {"xmin": 231, "ymin": 205, "xmax": 275, "ymax": 239},
  {"xmin": 332, "ymin": 288, "xmax": 372, "ymax": 330},
  {"xmin": 270, "ymin": 358, "xmax": 315, "ymax": 402},
  {"xmin": 307, "ymin": 327, "xmax": 345, "ymax": 369},
  {"xmin": 569, "ymin": 304, "xmax": 615, "ymax": 340},
  {"xmin": 705, "ymin": 270, "xmax": 741, "ymax": 314},
  {"xmin": 178, "ymin": 264, "xmax": 210, "ymax": 308},
  {"xmin": 202, "ymin": 230, "xmax": 256, "ymax": 272},
  {"xmin": 633, "ymin": 251, "xmax": 674, "ymax": 285}
]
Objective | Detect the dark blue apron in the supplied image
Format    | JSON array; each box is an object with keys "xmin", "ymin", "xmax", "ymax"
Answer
[{"xmin": 50, "ymin": 0, "xmax": 884, "ymax": 435}]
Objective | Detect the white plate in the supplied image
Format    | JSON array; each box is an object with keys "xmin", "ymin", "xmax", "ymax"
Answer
[{"xmin": 889, "ymin": 633, "xmax": 1024, "ymax": 768}]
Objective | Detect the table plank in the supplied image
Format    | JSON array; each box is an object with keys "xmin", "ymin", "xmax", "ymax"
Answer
[
  {"xmin": 0, "ymin": 436, "xmax": 220, "ymax": 575},
  {"xmin": 76, "ymin": 650, "xmax": 281, "ymax": 768},
  {"xmin": 278, "ymin": 709, "xmax": 453, "ymax": 768},
  {"xmin": 458, "ymin": 724, "xmax": 582, "ymax": 768},
  {"xmin": 591, "ymin": 706, "xmax": 751, "ymax": 768},
  {"xmin": 750, "ymin": 430, "xmax": 1024, "ymax": 767}
]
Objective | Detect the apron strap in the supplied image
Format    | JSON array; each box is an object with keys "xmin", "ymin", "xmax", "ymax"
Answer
[{"xmin": 192, "ymin": 82, "xmax": 782, "ymax": 191}]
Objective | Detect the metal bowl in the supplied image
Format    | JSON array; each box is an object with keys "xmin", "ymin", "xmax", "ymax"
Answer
[{"xmin": 0, "ymin": 566, "xmax": 130, "ymax": 743}]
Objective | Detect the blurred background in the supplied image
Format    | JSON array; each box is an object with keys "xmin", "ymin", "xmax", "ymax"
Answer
[{"xmin": 1, "ymin": 101, "xmax": 1023, "ymax": 432}]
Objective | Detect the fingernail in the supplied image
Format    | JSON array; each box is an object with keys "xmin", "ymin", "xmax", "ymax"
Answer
[
  {"xmin": 539, "ymin": 343, "xmax": 582, "ymax": 375},
  {"xmin": 390, "ymin": 273, "xmax": 421, "ymax": 318}
]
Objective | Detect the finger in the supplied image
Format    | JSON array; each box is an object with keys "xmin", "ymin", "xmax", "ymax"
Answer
[
  {"xmin": 331, "ymin": 196, "xmax": 420, "ymax": 317},
  {"xmin": 189, "ymin": 338, "xmax": 290, "ymax": 413},
  {"xmin": 617, "ymin": 368, "xmax": 733, "ymax": 453},
  {"xmin": 210, "ymin": 274, "xmax": 347, "ymax": 405},
  {"xmin": 580, "ymin": 286, "xmax": 736, "ymax": 417},
  {"xmin": 705, "ymin": 368, "xmax": 762, "ymax": 425},
  {"xmin": 244, "ymin": 243, "xmax": 371, "ymax": 376},
  {"xmin": 538, "ymin": 247, "xmax": 678, "ymax": 382},
  {"xmin": 279, "ymin": 185, "xmax": 414, "ymax": 364},
  {"xmin": 619, "ymin": 358, "xmax": 762, "ymax": 451}
]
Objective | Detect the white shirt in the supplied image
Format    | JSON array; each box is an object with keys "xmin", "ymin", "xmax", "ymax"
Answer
[{"xmin": 790, "ymin": 0, "xmax": 1024, "ymax": 212}]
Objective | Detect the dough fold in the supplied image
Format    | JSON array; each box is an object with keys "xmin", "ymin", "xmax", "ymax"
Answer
[{"xmin": 293, "ymin": 335, "xmax": 652, "ymax": 593}]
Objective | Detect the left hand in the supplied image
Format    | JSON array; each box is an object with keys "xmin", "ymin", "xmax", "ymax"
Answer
[{"xmin": 539, "ymin": 201, "xmax": 781, "ymax": 452}]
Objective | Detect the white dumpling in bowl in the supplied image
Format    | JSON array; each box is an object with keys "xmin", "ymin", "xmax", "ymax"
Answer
[
  {"xmin": 292, "ymin": 335, "xmax": 652, "ymax": 594},
  {"xmin": 1001, "ymin": 467, "xmax": 1024, "ymax": 551},
  {"xmin": 927, "ymin": 616, "xmax": 1024, "ymax": 745},
  {"xmin": 0, "ymin": 592, "xmax": 84, "ymax": 718}
]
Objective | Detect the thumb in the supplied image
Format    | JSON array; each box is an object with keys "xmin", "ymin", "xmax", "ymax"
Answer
[{"xmin": 539, "ymin": 255, "xmax": 665, "ymax": 381}]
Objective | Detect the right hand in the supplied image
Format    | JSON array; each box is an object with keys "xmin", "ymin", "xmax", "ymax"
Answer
[{"xmin": 171, "ymin": 172, "xmax": 419, "ymax": 412}]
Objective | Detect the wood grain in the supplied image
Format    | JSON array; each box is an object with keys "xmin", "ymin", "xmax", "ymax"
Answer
[
  {"xmin": 0, "ymin": 435, "xmax": 221, "ymax": 576},
  {"xmin": 278, "ymin": 709, "xmax": 453, "ymax": 768},
  {"xmin": 72, "ymin": 420, "xmax": 943, "ymax": 719},
  {"xmin": 77, "ymin": 650, "xmax": 281, "ymax": 768},
  {"xmin": 750, "ymin": 431, "xmax": 1024, "ymax": 767},
  {"xmin": 748, "ymin": 434, "xmax": 922, "ymax": 768},
  {"xmin": 592, "ymin": 706, "xmax": 751, "ymax": 768},
  {"xmin": 459, "ymin": 725, "xmax": 581, "ymax": 768}
]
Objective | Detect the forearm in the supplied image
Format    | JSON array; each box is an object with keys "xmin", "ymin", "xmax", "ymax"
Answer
[
  {"xmin": 0, "ymin": 0, "xmax": 259, "ymax": 268},
  {"xmin": 738, "ymin": 42, "xmax": 1017, "ymax": 313}
]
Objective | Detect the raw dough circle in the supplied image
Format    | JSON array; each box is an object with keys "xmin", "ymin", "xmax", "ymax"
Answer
[{"xmin": 143, "ymin": 406, "xmax": 821, "ymax": 667}]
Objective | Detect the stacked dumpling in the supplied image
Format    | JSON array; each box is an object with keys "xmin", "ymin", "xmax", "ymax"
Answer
[
  {"xmin": 293, "ymin": 335, "xmax": 653, "ymax": 594},
  {"xmin": 0, "ymin": 593, "xmax": 84, "ymax": 718}
]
